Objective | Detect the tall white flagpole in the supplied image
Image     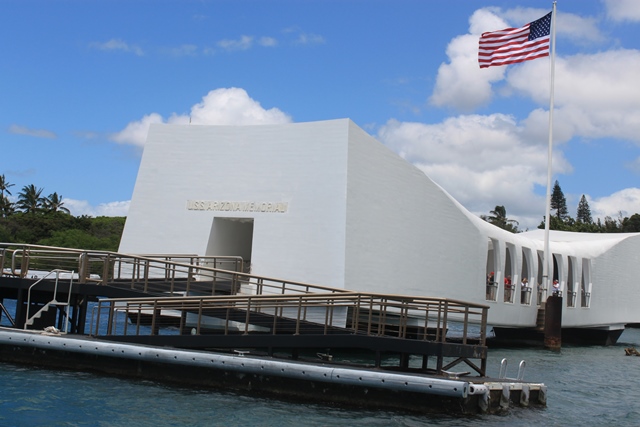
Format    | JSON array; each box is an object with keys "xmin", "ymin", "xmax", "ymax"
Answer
[{"xmin": 542, "ymin": 1, "xmax": 557, "ymax": 296}]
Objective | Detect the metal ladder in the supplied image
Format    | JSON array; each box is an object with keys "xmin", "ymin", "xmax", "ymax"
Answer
[{"xmin": 24, "ymin": 270, "xmax": 74, "ymax": 333}]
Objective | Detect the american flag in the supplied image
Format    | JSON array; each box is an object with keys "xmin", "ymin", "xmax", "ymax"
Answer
[{"xmin": 478, "ymin": 12, "xmax": 552, "ymax": 69}]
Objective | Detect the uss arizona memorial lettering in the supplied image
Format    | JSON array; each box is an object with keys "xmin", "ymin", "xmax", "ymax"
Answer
[{"xmin": 187, "ymin": 200, "xmax": 288, "ymax": 213}]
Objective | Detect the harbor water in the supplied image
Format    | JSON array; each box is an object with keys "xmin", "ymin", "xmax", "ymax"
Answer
[{"xmin": 1, "ymin": 327, "xmax": 640, "ymax": 426}]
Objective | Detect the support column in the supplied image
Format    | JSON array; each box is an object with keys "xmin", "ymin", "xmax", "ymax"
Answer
[
  {"xmin": 15, "ymin": 286, "xmax": 27, "ymax": 329},
  {"xmin": 544, "ymin": 295, "xmax": 562, "ymax": 350},
  {"xmin": 77, "ymin": 297, "xmax": 88, "ymax": 335}
]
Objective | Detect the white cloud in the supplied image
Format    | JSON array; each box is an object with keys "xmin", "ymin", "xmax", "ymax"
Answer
[
  {"xmin": 164, "ymin": 44, "xmax": 198, "ymax": 57},
  {"xmin": 217, "ymin": 35, "xmax": 254, "ymax": 51},
  {"xmin": 412, "ymin": 5, "xmax": 640, "ymax": 229},
  {"xmin": 89, "ymin": 39, "xmax": 144, "ymax": 56},
  {"xmin": 111, "ymin": 113, "xmax": 164, "ymax": 147},
  {"xmin": 429, "ymin": 32, "xmax": 504, "ymax": 111},
  {"xmin": 188, "ymin": 88, "xmax": 291, "ymax": 125},
  {"xmin": 508, "ymin": 49, "xmax": 640, "ymax": 143},
  {"xmin": 429, "ymin": 8, "xmax": 521, "ymax": 111},
  {"xmin": 590, "ymin": 188, "xmax": 640, "ymax": 221},
  {"xmin": 501, "ymin": 7, "xmax": 604, "ymax": 44},
  {"xmin": 8, "ymin": 124, "xmax": 57, "ymax": 139},
  {"xmin": 205, "ymin": 35, "xmax": 278, "ymax": 54},
  {"xmin": 110, "ymin": 88, "xmax": 292, "ymax": 147},
  {"xmin": 377, "ymin": 115, "xmax": 572, "ymax": 230},
  {"xmin": 203, "ymin": 29, "xmax": 321, "ymax": 55},
  {"xmin": 259, "ymin": 37, "xmax": 277, "ymax": 47},
  {"xmin": 64, "ymin": 199, "xmax": 130, "ymax": 217},
  {"xmin": 604, "ymin": 0, "xmax": 640, "ymax": 22},
  {"xmin": 103, "ymin": 3, "xmax": 640, "ymax": 229},
  {"xmin": 555, "ymin": 11, "xmax": 605, "ymax": 45},
  {"xmin": 430, "ymin": 4, "xmax": 640, "ymax": 154},
  {"xmin": 294, "ymin": 33, "xmax": 325, "ymax": 45},
  {"xmin": 282, "ymin": 26, "xmax": 325, "ymax": 45},
  {"xmin": 431, "ymin": 7, "xmax": 608, "ymax": 112}
]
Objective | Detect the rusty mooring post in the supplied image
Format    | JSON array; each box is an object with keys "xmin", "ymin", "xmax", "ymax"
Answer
[{"xmin": 544, "ymin": 294, "xmax": 562, "ymax": 350}]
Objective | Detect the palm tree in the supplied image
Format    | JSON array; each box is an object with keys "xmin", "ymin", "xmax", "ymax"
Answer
[
  {"xmin": 484, "ymin": 205, "xmax": 519, "ymax": 233},
  {"xmin": 16, "ymin": 184, "xmax": 45, "ymax": 214},
  {"xmin": 0, "ymin": 174, "xmax": 14, "ymax": 199},
  {"xmin": 0, "ymin": 195, "xmax": 14, "ymax": 217},
  {"xmin": 44, "ymin": 192, "xmax": 71, "ymax": 214}
]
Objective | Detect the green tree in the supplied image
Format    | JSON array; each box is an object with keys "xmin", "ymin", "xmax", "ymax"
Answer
[
  {"xmin": 550, "ymin": 180, "xmax": 569, "ymax": 221},
  {"xmin": 576, "ymin": 195, "xmax": 593, "ymax": 224},
  {"xmin": 0, "ymin": 213, "xmax": 125, "ymax": 251},
  {"xmin": 0, "ymin": 174, "xmax": 14, "ymax": 199},
  {"xmin": 601, "ymin": 215, "xmax": 621, "ymax": 233},
  {"xmin": 572, "ymin": 218, "xmax": 600, "ymax": 233},
  {"xmin": 539, "ymin": 214, "xmax": 575, "ymax": 232},
  {"xmin": 39, "ymin": 229, "xmax": 109, "ymax": 250},
  {"xmin": 622, "ymin": 213, "xmax": 640, "ymax": 232},
  {"xmin": 44, "ymin": 192, "xmax": 71, "ymax": 214},
  {"xmin": 16, "ymin": 184, "xmax": 45, "ymax": 214},
  {"xmin": 0, "ymin": 172, "xmax": 126, "ymax": 250},
  {"xmin": 482, "ymin": 205, "xmax": 519, "ymax": 233},
  {"xmin": 0, "ymin": 195, "xmax": 14, "ymax": 218}
]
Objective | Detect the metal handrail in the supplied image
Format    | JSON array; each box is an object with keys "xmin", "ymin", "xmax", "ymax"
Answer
[
  {"xmin": 2, "ymin": 244, "xmax": 241, "ymax": 280},
  {"xmin": 92, "ymin": 291, "xmax": 488, "ymax": 341},
  {"xmin": 3, "ymin": 243, "xmax": 490, "ymax": 348},
  {"xmin": 0, "ymin": 243, "xmax": 490, "ymax": 376},
  {"xmin": 24, "ymin": 269, "xmax": 74, "ymax": 331},
  {"xmin": 89, "ymin": 291, "xmax": 489, "ymax": 376},
  {"xmin": 0, "ymin": 243, "xmax": 343, "ymax": 298}
]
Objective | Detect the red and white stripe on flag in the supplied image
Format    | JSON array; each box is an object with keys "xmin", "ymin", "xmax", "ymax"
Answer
[{"xmin": 479, "ymin": 12, "xmax": 552, "ymax": 69}]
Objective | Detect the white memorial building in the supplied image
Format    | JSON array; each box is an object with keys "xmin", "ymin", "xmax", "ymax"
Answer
[{"xmin": 119, "ymin": 119, "xmax": 640, "ymax": 343}]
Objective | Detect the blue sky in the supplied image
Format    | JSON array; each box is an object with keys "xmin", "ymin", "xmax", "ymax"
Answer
[{"xmin": 2, "ymin": 0, "xmax": 639, "ymax": 230}]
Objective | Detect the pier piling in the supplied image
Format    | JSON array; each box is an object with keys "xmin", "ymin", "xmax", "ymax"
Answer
[{"xmin": 544, "ymin": 295, "xmax": 562, "ymax": 350}]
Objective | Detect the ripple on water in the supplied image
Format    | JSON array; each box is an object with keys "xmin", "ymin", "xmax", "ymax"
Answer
[{"xmin": 1, "ymin": 328, "xmax": 640, "ymax": 426}]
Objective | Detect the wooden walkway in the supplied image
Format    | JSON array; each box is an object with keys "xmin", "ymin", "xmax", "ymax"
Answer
[{"xmin": 0, "ymin": 243, "xmax": 489, "ymax": 376}]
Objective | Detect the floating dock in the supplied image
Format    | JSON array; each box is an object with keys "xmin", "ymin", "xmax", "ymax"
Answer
[{"xmin": 0, "ymin": 244, "xmax": 546, "ymax": 414}]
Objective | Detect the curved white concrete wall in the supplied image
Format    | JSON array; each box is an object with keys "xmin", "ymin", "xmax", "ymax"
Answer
[
  {"xmin": 120, "ymin": 119, "xmax": 640, "ymax": 329},
  {"xmin": 343, "ymin": 122, "xmax": 485, "ymax": 299}
]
